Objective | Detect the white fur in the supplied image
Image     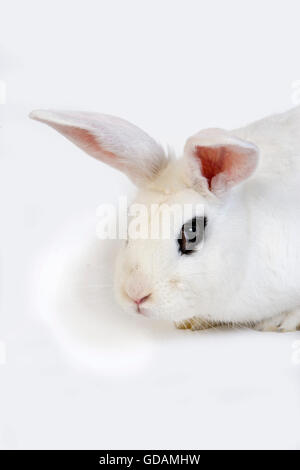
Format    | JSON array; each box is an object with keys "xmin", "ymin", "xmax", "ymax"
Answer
[{"xmin": 30, "ymin": 106, "xmax": 300, "ymax": 331}]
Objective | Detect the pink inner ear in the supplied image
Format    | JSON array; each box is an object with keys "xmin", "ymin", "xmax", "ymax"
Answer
[
  {"xmin": 61, "ymin": 126, "xmax": 112, "ymax": 156},
  {"xmin": 67, "ymin": 127, "xmax": 101, "ymax": 154},
  {"xmin": 50, "ymin": 124, "xmax": 117, "ymax": 161},
  {"xmin": 195, "ymin": 144, "xmax": 255, "ymax": 190}
]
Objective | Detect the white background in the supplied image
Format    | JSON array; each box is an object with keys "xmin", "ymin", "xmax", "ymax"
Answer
[{"xmin": 1, "ymin": 0, "xmax": 300, "ymax": 450}]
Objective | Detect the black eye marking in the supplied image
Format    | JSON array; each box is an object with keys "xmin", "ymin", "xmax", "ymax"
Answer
[{"xmin": 178, "ymin": 216, "xmax": 207, "ymax": 255}]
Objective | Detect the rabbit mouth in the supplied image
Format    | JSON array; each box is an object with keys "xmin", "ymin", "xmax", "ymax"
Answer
[
  {"xmin": 135, "ymin": 304, "xmax": 152, "ymax": 317},
  {"xmin": 129, "ymin": 301, "xmax": 156, "ymax": 318}
]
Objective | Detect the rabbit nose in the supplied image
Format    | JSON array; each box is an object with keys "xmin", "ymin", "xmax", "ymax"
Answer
[
  {"xmin": 134, "ymin": 294, "xmax": 151, "ymax": 305},
  {"xmin": 124, "ymin": 273, "xmax": 152, "ymax": 306}
]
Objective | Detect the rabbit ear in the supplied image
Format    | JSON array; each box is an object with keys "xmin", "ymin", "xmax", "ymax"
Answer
[
  {"xmin": 30, "ymin": 110, "xmax": 167, "ymax": 185},
  {"xmin": 183, "ymin": 128, "xmax": 259, "ymax": 194}
]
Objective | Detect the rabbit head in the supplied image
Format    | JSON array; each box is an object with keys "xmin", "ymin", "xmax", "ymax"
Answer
[{"xmin": 30, "ymin": 110, "xmax": 259, "ymax": 323}]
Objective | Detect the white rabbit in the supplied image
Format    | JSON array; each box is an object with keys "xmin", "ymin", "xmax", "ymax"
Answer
[{"xmin": 30, "ymin": 107, "xmax": 300, "ymax": 332}]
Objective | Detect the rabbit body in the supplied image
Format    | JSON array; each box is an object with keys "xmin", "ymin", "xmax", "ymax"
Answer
[{"xmin": 178, "ymin": 109, "xmax": 300, "ymax": 331}]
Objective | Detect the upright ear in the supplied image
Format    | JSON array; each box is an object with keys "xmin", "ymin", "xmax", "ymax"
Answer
[
  {"xmin": 29, "ymin": 110, "xmax": 167, "ymax": 185},
  {"xmin": 183, "ymin": 128, "xmax": 259, "ymax": 195}
]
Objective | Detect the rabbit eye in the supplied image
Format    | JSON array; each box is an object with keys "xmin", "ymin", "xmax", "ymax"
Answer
[{"xmin": 178, "ymin": 217, "xmax": 207, "ymax": 255}]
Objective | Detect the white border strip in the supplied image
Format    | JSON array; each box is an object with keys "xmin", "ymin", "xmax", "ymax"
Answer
[
  {"xmin": 0, "ymin": 80, "xmax": 7, "ymax": 104},
  {"xmin": 0, "ymin": 341, "xmax": 6, "ymax": 365}
]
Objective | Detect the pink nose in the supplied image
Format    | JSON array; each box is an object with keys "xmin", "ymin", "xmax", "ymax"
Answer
[{"xmin": 134, "ymin": 294, "xmax": 151, "ymax": 305}]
